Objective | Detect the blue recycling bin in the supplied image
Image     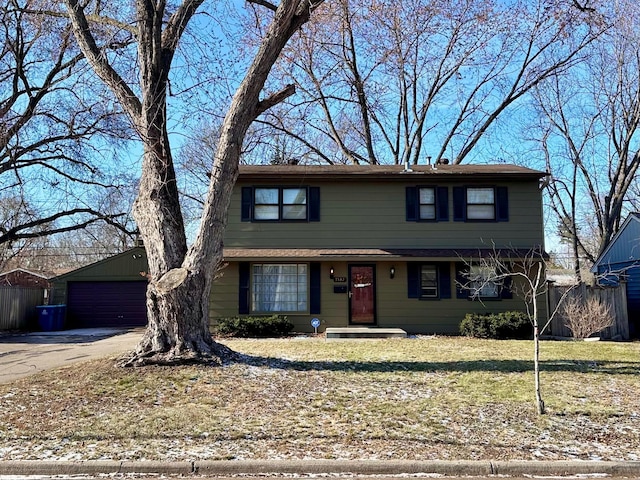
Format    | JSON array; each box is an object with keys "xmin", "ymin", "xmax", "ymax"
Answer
[{"xmin": 36, "ymin": 305, "xmax": 66, "ymax": 331}]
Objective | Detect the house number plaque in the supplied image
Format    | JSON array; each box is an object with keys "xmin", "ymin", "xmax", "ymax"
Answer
[{"xmin": 333, "ymin": 276, "xmax": 346, "ymax": 283}]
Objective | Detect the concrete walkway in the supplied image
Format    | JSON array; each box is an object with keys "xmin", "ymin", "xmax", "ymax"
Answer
[
  {"xmin": 0, "ymin": 328, "xmax": 143, "ymax": 383},
  {"xmin": 0, "ymin": 459, "xmax": 638, "ymax": 477}
]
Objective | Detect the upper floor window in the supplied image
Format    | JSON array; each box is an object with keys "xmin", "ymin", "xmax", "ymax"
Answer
[
  {"xmin": 254, "ymin": 187, "xmax": 307, "ymax": 220},
  {"xmin": 453, "ymin": 186, "xmax": 508, "ymax": 222},
  {"xmin": 242, "ymin": 186, "xmax": 320, "ymax": 222},
  {"xmin": 466, "ymin": 187, "xmax": 495, "ymax": 220},
  {"xmin": 419, "ymin": 188, "xmax": 436, "ymax": 220},
  {"xmin": 406, "ymin": 186, "xmax": 448, "ymax": 222}
]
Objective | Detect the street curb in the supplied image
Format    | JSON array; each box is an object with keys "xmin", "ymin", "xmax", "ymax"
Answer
[{"xmin": 0, "ymin": 460, "xmax": 639, "ymax": 476}]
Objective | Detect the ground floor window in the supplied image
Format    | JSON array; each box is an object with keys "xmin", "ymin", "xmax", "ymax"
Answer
[
  {"xmin": 407, "ymin": 262, "xmax": 451, "ymax": 299},
  {"xmin": 468, "ymin": 265, "xmax": 500, "ymax": 298},
  {"xmin": 420, "ymin": 264, "xmax": 439, "ymax": 297},
  {"xmin": 252, "ymin": 263, "xmax": 308, "ymax": 312}
]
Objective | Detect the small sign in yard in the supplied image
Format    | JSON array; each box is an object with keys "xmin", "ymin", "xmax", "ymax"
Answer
[{"xmin": 311, "ymin": 317, "xmax": 321, "ymax": 334}]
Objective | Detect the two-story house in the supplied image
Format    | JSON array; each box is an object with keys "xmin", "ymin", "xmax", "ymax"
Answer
[{"xmin": 210, "ymin": 163, "xmax": 548, "ymax": 334}]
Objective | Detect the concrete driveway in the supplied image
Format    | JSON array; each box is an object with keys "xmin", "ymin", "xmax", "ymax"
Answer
[{"xmin": 0, "ymin": 328, "xmax": 143, "ymax": 384}]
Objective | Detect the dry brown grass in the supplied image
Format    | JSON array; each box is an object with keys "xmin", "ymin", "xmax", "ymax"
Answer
[{"xmin": 0, "ymin": 336, "xmax": 638, "ymax": 462}]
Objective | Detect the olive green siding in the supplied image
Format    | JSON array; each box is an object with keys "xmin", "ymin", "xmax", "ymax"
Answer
[
  {"xmin": 51, "ymin": 247, "xmax": 148, "ymax": 304},
  {"xmin": 208, "ymin": 260, "xmax": 548, "ymax": 334},
  {"xmin": 226, "ymin": 180, "xmax": 544, "ymax": 249},
  {"xmin": 52, "ymin": 168, "xmax": 547, "ymax": 335},
  {"xmin": 214, "ymin": 173, "xmax": 547, "ymax": 334}
]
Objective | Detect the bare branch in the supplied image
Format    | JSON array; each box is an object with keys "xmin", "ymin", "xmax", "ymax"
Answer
[
  {"xmin": 256, "ymin": 84, "xmax": 296, "ymax": 116},
  {"xmin": 0, "ymin": 209, "xmax": 131, "ymax": 244},
  {"xmin": 64, "ymin": 0, "xmax": 142, "ymax": 123},
  {"xmin": 162, "ymin": 0, "xmax": 205, "ymax": 53},
  {"xmin": 571, "ymin": 1, "xmax": 597, "ymax": 13},
  {"xmin": 247, "ymin": 0, "xmax": 278, "ymax": 12}
]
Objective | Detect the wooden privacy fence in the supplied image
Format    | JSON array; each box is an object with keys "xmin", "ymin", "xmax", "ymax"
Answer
[
  {"xmin": 547, "ymin": 282, "xmax": 629, "ymax": 340},
  {"xmin": 0, "ymin": 286, "xmax": 44, "ymax": 330}
]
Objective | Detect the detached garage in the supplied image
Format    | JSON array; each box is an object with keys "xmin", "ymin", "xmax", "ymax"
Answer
[{"xmin": 51, "ymin": 247, "xmax": 149, "ymax": 329}]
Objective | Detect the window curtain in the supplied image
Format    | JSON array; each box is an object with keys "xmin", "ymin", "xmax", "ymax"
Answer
[{"xmin": 253, "ymin": 264, "xmax": 307, "ymax": 312}]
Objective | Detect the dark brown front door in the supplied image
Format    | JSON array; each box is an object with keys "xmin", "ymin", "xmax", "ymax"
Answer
[{"xmin": 349, "ymin": 265, "xmax": 376, "ymax": 325}]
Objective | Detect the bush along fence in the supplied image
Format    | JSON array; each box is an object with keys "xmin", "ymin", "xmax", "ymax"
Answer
[
  {"xmin": 547, "ymin": 282, "xmax": 629, "ymax": 340},
  {"xmin": 0, "ymin": 286, "xmax": 45, "ymax": 330}
]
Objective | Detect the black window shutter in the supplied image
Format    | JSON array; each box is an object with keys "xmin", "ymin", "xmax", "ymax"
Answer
[
  {"xmin": 437, "ymin": 186, "xmax": 448, "ymax": 221},
  {"xmin": 455, "ymin": 263, "xmax": 469, "ymax": 299},
  {"xmin": 438, "ymin": 263, "xmax": 451, "ymax": 299},
  {"xmin": 453, "ymin": 186, "xmax": 466, "ymax": 222},
  {"xmin": 241, "ymin": 187, "xmax": 253, "ymax": 222},
  {"xmin": 309, "ymin": 187, "xmax": 320, "ymax": 222},
  {"xmin": 406, "ymin": 187, "xmax": 418, "ymax": 221},
  {"xmin": 501, "ymin": 274, "xmax": 513, "ymax": 299},
  {"xmin": 496, "ymin": 186, "xmax": 509, "ymax": 222},
  {"xmin": 310, "ymin": 262, "xmax": 321, "ymax": 313},
  {"xmin": 238, "ymin": 262, "xmax": 250, "ymax": 314},
  {"xmin": 407, "ymin": 263, "xmax": 420, "ymax": 298}
]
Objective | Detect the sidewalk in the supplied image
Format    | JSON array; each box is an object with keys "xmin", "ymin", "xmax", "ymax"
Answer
[{"xmin": 1, "ymin": 459, "xmax": 639, "ymax": 477}]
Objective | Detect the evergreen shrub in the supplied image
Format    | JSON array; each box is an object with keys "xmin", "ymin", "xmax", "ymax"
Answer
[
  {"xmin": 460, "ymin": 311, "xmax": 531, "ymax": 339},
  {"xmin": 215, "ymin": 315, "xmax": 294, "ymax": 338}
]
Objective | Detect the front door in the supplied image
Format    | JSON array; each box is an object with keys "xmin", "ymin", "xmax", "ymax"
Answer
[{"xmin": 349, "ymin": 265, "xmax": 376, "ymax": 325}]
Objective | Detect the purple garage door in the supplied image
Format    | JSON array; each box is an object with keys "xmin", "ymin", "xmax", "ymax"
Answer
[{"xmin": 67, "ymin": 281, "xmax": 148, "ymax": 328}]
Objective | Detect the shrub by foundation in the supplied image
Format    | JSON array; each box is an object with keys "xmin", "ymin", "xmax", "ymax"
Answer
[
  {"xmin": 460, "ymin": 311, "xmax": 531, "ymax": 339},
  {"xmin": 215, "ymin": 315, "xmax": 294, "ymax": 338}
]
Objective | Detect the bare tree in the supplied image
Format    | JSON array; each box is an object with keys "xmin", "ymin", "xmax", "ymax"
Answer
[
  {"xmin": 533, "ymin": 0, "xmax": 640, "ymax": 266},
  {"xmin": 63, "ymin": 0, "xmax": 324, "ymax": 365},
  {"xmin": 0, "ymin": 0, "xmax": 134, "ymax": 254},
  {"xmin": 458, "ymin": 247, "xmax": 574, "ymax": 414},
  {"xmin": 251, "ymin": 0, "xmax": 603, "ymax": 166}
]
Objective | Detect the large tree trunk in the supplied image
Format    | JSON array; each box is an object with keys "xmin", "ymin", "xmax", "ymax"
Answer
[
  {"xmin": 66, "ymin": 0, "xmax": 322, "ymax": 366},
  {"xmin": 123, "ymin": 0, "xmax": 318, "ymax": 366},
  {"xmin": 122, "ymin": 269, "xmax": 234, "ymax": 366}
]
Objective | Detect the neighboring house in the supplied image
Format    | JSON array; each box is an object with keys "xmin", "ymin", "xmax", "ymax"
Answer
[
  {"xmin": 210, "ymin": 164, "xmax": 548, "ymax": 334},
  {"xmin": 0, "ymin": 268, "xmax": 51, "ymax": 288},
  {"xmin": 0, "ymin": 269, "xmax": 50, "ymax": 330},
  {"xmin": 591, "ymin": 212, "xmax": 640, "ymax": 338},
  {"xmin": 50, "ymin": 247, "xmax": 149, "ymax": 329}
]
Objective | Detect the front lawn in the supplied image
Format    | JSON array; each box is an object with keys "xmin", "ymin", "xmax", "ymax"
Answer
[{"xmin": 0, "ymin": 336, "xmax": 638, "ymax": 461}]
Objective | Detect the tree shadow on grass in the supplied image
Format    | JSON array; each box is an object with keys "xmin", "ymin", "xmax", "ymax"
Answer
[{"xmin": 232, "ymin": 354, "xmax": 640, "ymax": 375}]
